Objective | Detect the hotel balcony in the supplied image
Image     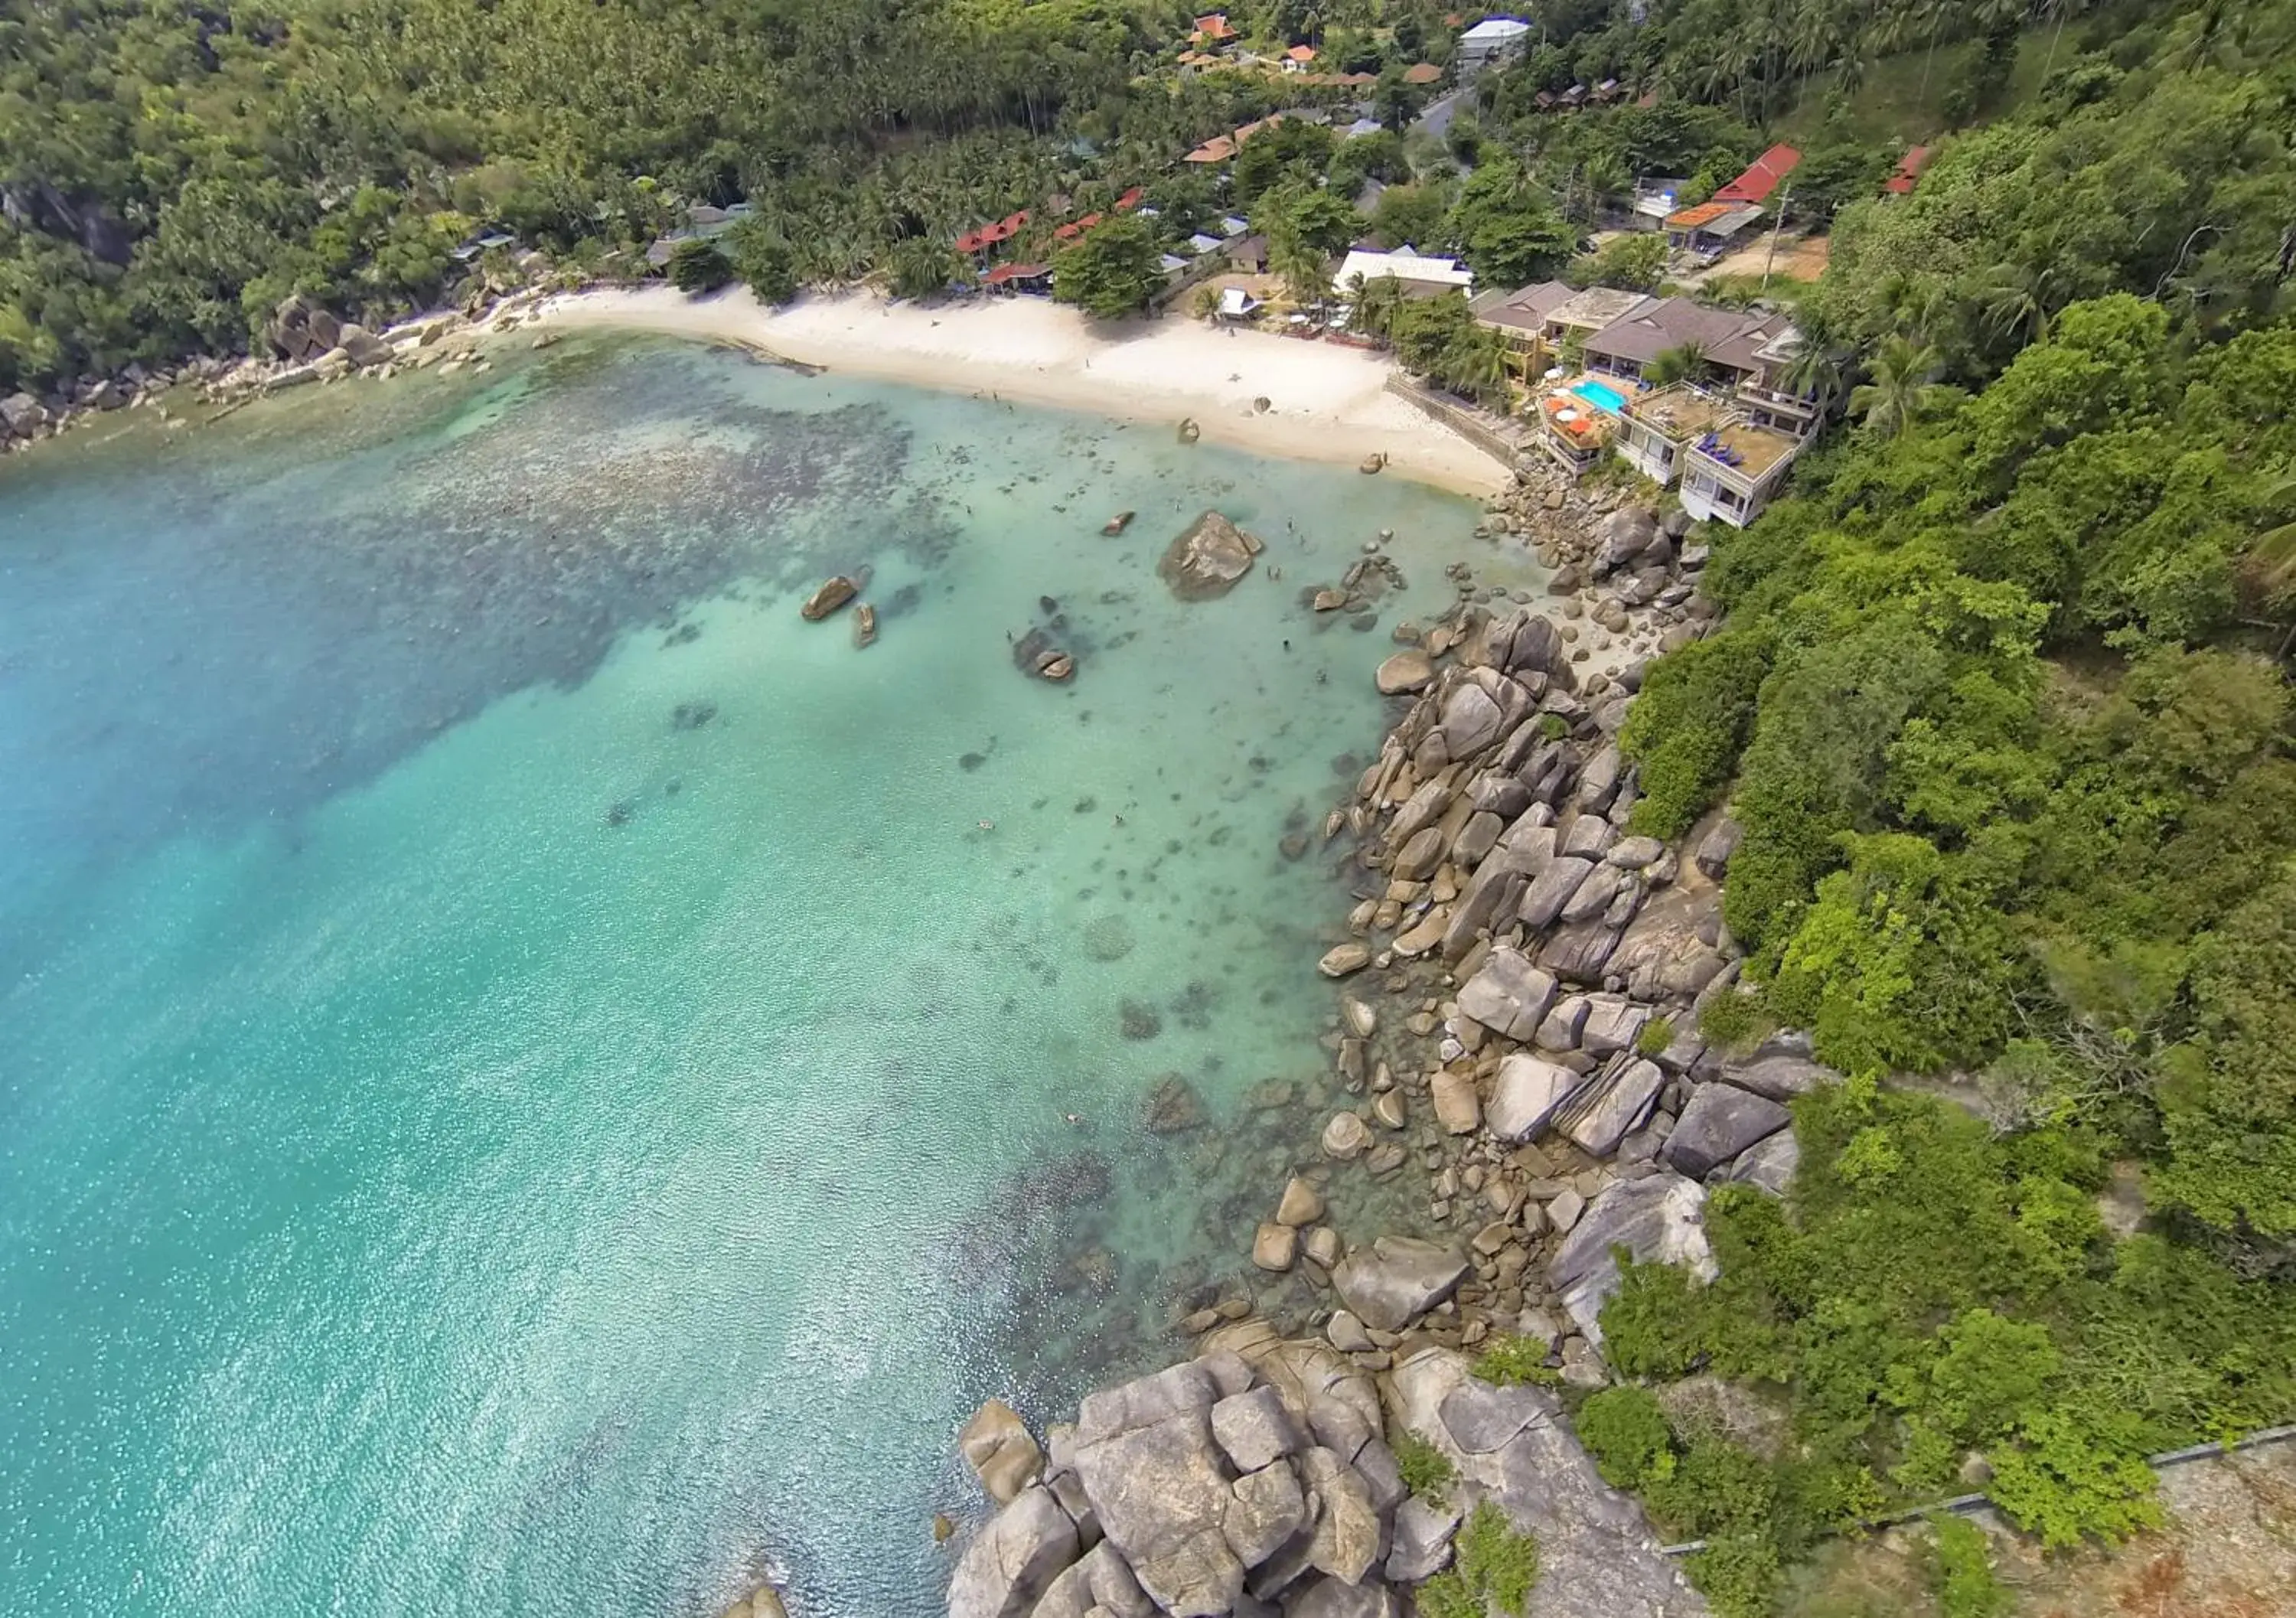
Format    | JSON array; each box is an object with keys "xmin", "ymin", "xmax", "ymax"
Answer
[
  {"xmin": 1680, "ymin": 419, "xmax": 1802, "ymax": 527},
  {"xmin": 1614, "ymin": 385, "xmax": 1730, "ymax": 488}
]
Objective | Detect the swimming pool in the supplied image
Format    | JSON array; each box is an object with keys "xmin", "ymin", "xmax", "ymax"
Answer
[{"xmin": 1572, "ymin": 377, "xmax": 1629, "ymax": 414}]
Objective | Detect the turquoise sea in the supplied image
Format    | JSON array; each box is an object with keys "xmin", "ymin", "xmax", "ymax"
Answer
[{"xmin": 0, "ymin": 336, "xmax": 1511, "ymax": 1616}]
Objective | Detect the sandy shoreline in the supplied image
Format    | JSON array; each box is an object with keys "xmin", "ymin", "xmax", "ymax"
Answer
[{"xmin": 525, "ymin": 285, "xmax": 1512, "ymax": 497}]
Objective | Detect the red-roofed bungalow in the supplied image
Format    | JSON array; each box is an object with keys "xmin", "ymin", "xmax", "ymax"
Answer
[
  {"xmin": 1714, "ymin": 144, "xmax": 1801, "ymax": 206},
  {"xmin": 1114, "ymin": 187, "xmax": 1145, "ymax": 212},
  {"xmin": 956, "ymin": 210, "xmax": 1032, "ymax": 256},
  {"xmin": 1883, "ymin": 145, "xmax": 1934, "ymax": 196}
]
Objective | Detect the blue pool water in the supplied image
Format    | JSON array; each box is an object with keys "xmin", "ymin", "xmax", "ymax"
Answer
[{"xmin": 1571, "ymin": 377, "xmax": 1629, "ymax": 414}]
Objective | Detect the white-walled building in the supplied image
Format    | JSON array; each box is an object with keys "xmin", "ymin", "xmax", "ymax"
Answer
[
  {"xmin": 1457, "ymin": 17, "xmax": 1533, "ymax": 73},
  {"xmin": 1334, "ymin": 246, "xmax": 1475, "ymax": 296}
]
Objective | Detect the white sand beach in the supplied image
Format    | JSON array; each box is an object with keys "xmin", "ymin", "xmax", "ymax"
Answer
[{"xmin": 526, "ymin": 285, "xmax": 1512, "ymax": 496}]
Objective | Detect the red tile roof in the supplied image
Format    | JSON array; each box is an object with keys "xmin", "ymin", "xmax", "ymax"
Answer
[
  {"xmin": 1664, "ymin": 201, "xmax": 1736, "ymax": 230},
  {"xmin": 956, "ymin": 210, "xmax": 1032, "ymax": 253},
  {"xmin": 982, "ymin": 262, "xmax": 1049, "ymax": 285},
  {"xmin": 1114, "ymin": 186, "xmax": 1145, "ymax": 212},
  {"xmin": 1286, "ymin": 44, "xmax": 1316, "ymax": 61},
  {"xmin": 1402, "ymin": 62, "xmax": 1443, "ymax": 84},
  {"xmin": 1190, "ymin": 13, "xmax": 1236, "ymax": 40},
  {"xmin": 1714, "ymin": 144, "xmax": 1801, "ymax": 205},
  {"xmin": 1883, "ymin": 145, "xmax": 1934, "ymax": 195}
]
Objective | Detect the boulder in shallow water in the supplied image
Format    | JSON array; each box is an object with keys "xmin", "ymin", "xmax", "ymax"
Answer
[
  {"xmin": 1143, "ymin": 1075, "xmax": 1207, "ymax": 1134},
  {"xmin": 801, "ymin": 575, "xmax": 858, "ymax": 620},
  {"xmin": 959, "ymin": 1398, "xmax": 1045, "ymax": 1505},
  {"xmin": 1375, "ymin": 650, "xmax": 1434, "ymax": 694},
  {"xmin": 1159, "ymin": 511, "xmax": 1259, "ymax": 601}
]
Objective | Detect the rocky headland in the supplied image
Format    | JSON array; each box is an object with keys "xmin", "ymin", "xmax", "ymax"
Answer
[
  {"xmin": 918, "ymin": 462, "xmax": 1837, "ymax": 1618},
  {"xmin": 944, "ymin": 1316, "xmax": 1705, "ymax": 1618}
]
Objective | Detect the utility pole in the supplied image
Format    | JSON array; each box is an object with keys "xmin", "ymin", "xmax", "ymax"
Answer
[{"xmin": 1760, "ymin": 179, "xmax": 1793, "ymax": 294}]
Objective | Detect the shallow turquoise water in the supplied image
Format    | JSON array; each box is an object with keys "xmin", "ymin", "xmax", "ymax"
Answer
[{"xmin": 0, "ymin": 339, "xmax": 1508, "ymax": 1616}]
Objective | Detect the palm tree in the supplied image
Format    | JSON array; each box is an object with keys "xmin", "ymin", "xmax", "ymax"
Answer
[
  {"xmin": 1646, "ymin": 341, "xmax": 1711, "ymax": 387},
  {"xmin": 1975, "ymin": 260, "xmax": 2056, "ymax": 351},
  {"xmin": 1850, "ymin": 334, "xmax": 1955, "ymax": 438},
  {"xmin": 1273, "ymin": 235, "xmax": 1331, "ymax": 315},
  {"xmin": 1347, "ymin": 272, "xmax": 1405, "ymax": 341},
  {"xmin": 1781, "ymin": 339, "xmax": 1851, "ymax": 416},
  {"xmin": 1787, "ymin": 0, "xmax": 1844, "ymax": 93},
  {"xmin": 1914, "ymin": 0, "xmax": 1961, "ymax": 100},
  {"xmin": 2037, "ymin": 0, "xmax": 2089, "ymax": 79},
  {"xmin": 1442, "ymin": 330, "xmax": 1507, "ymax": 405}
]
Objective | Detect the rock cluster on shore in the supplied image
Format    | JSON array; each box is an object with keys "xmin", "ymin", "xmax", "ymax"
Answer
[
  {"xmin": 0, "ymin": 282, "xmax": 577, "ymax": 455},
  {"xmin": 1240, "ymin": 459, "xmax": 1838, "ymax": 1378},
  {"xmin": 945, "ymin": 1318, "xmax": 1702, "ymax": 1618}
]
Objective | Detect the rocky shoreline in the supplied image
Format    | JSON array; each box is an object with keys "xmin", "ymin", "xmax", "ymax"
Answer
[
  {"xmin": 0, "ymin": 282, "xmax": 581, "ymax": 455},
  {"xmin": 899, "ymin": 461, "xmax": 1838, "ymax": 1618}
]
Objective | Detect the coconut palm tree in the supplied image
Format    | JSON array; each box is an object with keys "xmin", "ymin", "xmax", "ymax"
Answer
[
  {"xmin": 1645, "ymin": 341, "xmax": 1711, "ymax": 387},
  {"xmin": 1975, "ymin": 260, "xmax": 2058, "ymax": 351},
  {"xmin": 1348, "ymin": 272, "xmax": 1406, "ymax": 341},
  {"xmin": 1850, "ymin": 334, "xmax": 1955, "ymax": 438},
  {"xmin": 1781, "ymin": 339, "xmax": 1851, "ymax": 416},
  {"xmin": 1787, "ymin": 0, "xmax": 1845, "ymax": 94},
  {"xmin": 2037, "ymin": 0, "xmax": 2090, "ymax": 78},
  {"xmin": 1914, "ymin": 0, "xmax": 1961, "ymax": 99}
]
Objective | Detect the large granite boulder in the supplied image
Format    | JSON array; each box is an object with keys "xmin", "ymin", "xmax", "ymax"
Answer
[
  {"xmin": 1159, "ymin": 511, "xmax": 1259, "ymax": 601},
  {"xmin": 1438, "ymin": 682, "xmax": 1505, "ymax": 762},
  {"xmin": 1724, "ymin": 1127, "xmax": 1799, "ymax": 1196},
  {"xmin": 1455, "ymin": 948, "xmax": 1557, "ymax": 1042},
  {"xmin": 1594, "ymin": 507, "xmax": 1660, "ymax": 576},
  {"xmin": 1225, "ymin": 1460, "xmax": 1309, "ymax": 1567},
  {"xmin": 1388, "ymin": 1349, "xmax": 1708, "ymax": 1618},
  {"xmin": 0, "ymin": 391, "xmax": 50, "ymax": 438},
  {"xmin": 1382, "ymin": 1496, "xmax": 1461, "ymax": 1582},
  {"xmin": 1332, "ymin": 1237, "xmax": 1469, "ymax": 1333},
  {"xmin": 1375, "ymin": 651, "xmax": 1434, "ymax": 694},
  {"xmin": 1547, "ymin": 1173, "xmax": 1714, "ymax": 1342},
  {"xmin": 1693, "ymin": 817, "xmax": 1743, "ymax": 878},
  {"xmin": 1071, "ymin": 1395, "xmax": 1244, "ymax": 1616},
  {"xmin": 1518, "ymin": 856, "xmax": 1594, "ymax": 929},
  {"xmin": 1027, "ymin": 1541, "xmax": 1154, "ymax": 1618},
  {"xmin": 338, "ymin": 321, "xmax": 394, "ymax": 367},
  {"xmin": 1200, "ymin": 1321, "xmax": 1383, "ymax": 1443},
  {"xmin": 1212, "ymin": 1386, "xmax": 1303, "ymax": 1473},
  {"xmin": 1485, "ymin": 1053, "xmax": 1586, "ymax": 1143},
  {"xmin": 1662, "ymin": 1083, "xmax": 1790, "ymax": 1180},
  {"xmin": 266, "ymin": 293, "xmax": 342, "ymax": 361},
  {"xmin": 948, "ymin": 1484, "xmax": 1081, "ymax": 1618},
  {"xmin": 1560, "ymin": 1059, "xmax": 1665, "ymax": 1157},
  {"xmin": 1720, "ymin": 1046, "xmax": 1836, "ymax": 1101},
  {"xmin": 959, "ymin": 1398, "xmax": 1045, "ymax": 1505},
  {"xmin": 1298, "ymin": 1446, "xmax": 1384, "ymax": 1584}
]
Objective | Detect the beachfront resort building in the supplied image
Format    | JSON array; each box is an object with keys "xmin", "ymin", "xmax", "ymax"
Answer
[
  {"xmin": 1470, "ymin": 282, "xmax": 1643, "ymax": 378},
  {"xmin": 1486, "ymin": 280, "xmax": 1818, "ymax": 523},
  {"xmin": 1336, "ymin": 246, "xmax": 1475, "ymax": 298}
]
